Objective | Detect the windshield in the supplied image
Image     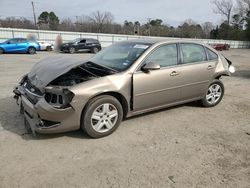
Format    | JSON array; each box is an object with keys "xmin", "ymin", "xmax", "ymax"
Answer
[{"xmin": 90, "ymin": 42, "xmax": 151, "ymax": 72}]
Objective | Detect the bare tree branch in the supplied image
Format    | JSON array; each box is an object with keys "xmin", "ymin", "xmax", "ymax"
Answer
[
  {"xmin": 212, "ymin": 0, "xmax": 233, "ymax": 25},
  {"xmin": 88, "ymin": 11, "xmax": 114, "ymax": 33}
]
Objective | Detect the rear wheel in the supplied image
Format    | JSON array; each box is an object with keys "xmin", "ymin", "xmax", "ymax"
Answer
[
  {"xmin": 28, "ymin": 47, "xmax": 36, "ymax": 54},
  {"xmin": 81, "ymin": 95, "xmax": 123, "ymax": 138},
  {"xmin": 201, "ymin": 80, "xmax": 224, "ymax": 107},
  {"xmin": 69, "ymin": 47, "xmax": 76, "ymax": 54},
  {"xmin": 91, "ymin": 47, "xmax": 99, "ymax": 54},
  {"xmin": 0, "ymin": 48, "xmax": 4, "ymax": 54}
]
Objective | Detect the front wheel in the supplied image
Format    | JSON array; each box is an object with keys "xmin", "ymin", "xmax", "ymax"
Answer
[
  {"xmin": 91, "ymin": 47, "xmax": 99, "ymax": 54},
  {"xmin": 81, "ymin": 95, "xmax": 123, "ymax": 138},
  {"xmin": 0, "ymin": 48, "xmax": 4, "ymax": 54},
  {"xmin": 69, "ymin": 47, "xmax": 76, "ymax": 54},
  {"xmin": 201, "ymin": 80, "xmax": 224, "ymax": 107}
]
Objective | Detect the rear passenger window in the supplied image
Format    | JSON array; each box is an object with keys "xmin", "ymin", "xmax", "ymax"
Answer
[
  {"xmin": 144, "ymin": 44, "xmax": 178, "ymax": 68},
  {"xmin": 79, "ymin": 39, "xmax": 86, "ymax": 43},
  {"xmin": 18, "ymin": 39, "xmax": 27, "ymax": 43},
  {"xmin": 206, "ymin": 48, "xmax": 218, "ymax": 60},
  {"xmin": 180, "ymin": 43, "xmax": 207, "ymax": 64}
]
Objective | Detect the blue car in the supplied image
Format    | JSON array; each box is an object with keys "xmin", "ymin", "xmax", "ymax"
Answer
[{"xmin": 0, "ymin": 38, "xmax": 40, "ymax": 54}]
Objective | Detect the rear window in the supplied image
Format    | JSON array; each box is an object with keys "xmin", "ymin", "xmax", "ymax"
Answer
[{"xmin": 206, "ymin": 48, "xmax": 218, "ymax": 60}]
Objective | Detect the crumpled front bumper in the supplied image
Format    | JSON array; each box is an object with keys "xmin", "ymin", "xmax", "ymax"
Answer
[{"xmin": 13, "ymin": 85, "xmax": 80, "ymax": 135}]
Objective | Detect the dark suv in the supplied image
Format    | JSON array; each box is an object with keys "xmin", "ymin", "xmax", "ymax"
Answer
[{"xmin": 60, "ymin": 38, "xmax": 101, "ymax": 54}]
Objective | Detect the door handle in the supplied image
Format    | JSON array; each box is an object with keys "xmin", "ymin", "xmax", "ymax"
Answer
[
  {"xmin": 207, "ymin": 65, "xmax": 214, "ymax": 70},
  {"xmin": 170, "ymin": 71, "xmax": 179, "ymax": 76}
]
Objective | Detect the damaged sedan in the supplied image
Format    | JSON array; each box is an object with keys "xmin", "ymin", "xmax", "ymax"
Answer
[{"xmin": 13, "ymin": 39, "xmax": 235, "ymax": 138}]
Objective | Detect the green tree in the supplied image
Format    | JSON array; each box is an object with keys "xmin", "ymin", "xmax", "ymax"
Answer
[
  {"xmin": 38, "ymin": 11, "xmax": 49, "ymax": 25},
  {"xmin": 48, "ymin": 12, "xmax": 59, "ymax": 30},
  {"xmin": 245, "ymin": 10, "xmax": 250, "ymax": 40},
  {"xmin": 210, "ymin": 26, "xmax": 219, "ymax": 39},
  {"xmin": 149, "ymin": 19, "xmax": 163, "ymax": 26},
  {"xmin": 38, "ymin": 11, "xmax": 59, "ymax": 30}
]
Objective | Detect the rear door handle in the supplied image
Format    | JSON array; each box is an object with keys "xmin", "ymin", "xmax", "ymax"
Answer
[
  {"xmin": 207, "ymin": 65, "xmax": 214, "ymax": 70},
  {"xmin": 170, "ymin": 71, "xmax": 179, "ymax": 76}
]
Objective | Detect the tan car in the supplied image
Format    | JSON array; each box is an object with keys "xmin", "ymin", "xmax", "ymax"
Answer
[{"xmin": 13, "ymin": 39, "xmax": 235, "ymax": 138}]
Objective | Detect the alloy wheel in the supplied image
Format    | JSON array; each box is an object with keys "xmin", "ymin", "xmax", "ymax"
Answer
[
  {"xmin": 93, "ymin": 47, "xmax": 99, "ymax": 54},
  {"xmin": 91, "ymin": 103, "xmax": 118, "ymax": 133},
  {"xmin": 206, "ymin": 84, "xmax": 222, "ymax": 105},
  {"xmin": 69, "ymin": 47, "xmax": 75, "ymax": 54},
  {"xmin": 29, "ymin": 48, "xmax": 35, "ymax": 54}
]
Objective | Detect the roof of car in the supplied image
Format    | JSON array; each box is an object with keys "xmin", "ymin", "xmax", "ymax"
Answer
[
  {"xmin": 79, "ymin": 38, "xmax": 97, "ymax": 40},
  {"xmin": 9, "ymin": 38, "xmax": 27, "ymax": 40},
  {"xmin": 122, "ymin": 38, "xmax": 205, "ymax": 46}
]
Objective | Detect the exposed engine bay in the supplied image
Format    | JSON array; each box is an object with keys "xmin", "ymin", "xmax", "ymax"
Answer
[{"xmin": 48, "ymin": 62, "xmax": 116, "ymax": 86}]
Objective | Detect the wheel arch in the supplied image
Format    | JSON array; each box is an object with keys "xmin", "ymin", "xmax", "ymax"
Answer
[
  {"xmin": 80, "ymin": 91, "xmax": 129, "ymax": 124},
  {"xmin": 27, "ymin": 46, "xmax": 36, "ymax": 51},
  {"xmin": 214, "ymin": 73, "xmax": 230, "ymax": 80},
  {"xmin": 0, "ymin": 47, "xmax": 5, "ymax": 53}
]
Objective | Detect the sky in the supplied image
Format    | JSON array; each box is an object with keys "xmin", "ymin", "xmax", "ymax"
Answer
[{"xmin": 0, "ymin": 0, "xmax": 224, "ymax": 26}]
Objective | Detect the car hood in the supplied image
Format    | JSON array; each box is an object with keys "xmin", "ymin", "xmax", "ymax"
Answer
[{"xmin": 28, "ymin": 56, "xmax": 88, "ymax": 90}]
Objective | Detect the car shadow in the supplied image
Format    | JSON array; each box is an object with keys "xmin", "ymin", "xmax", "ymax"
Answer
[
  {"xmin": 0, "ymin": 96, "xmax": 201, "ymax": 140},
  {"xmin": 233, "ymin": 70, "xmax": 250, "ymax": 79},
  {"xmin": 0, "ymin": 96, "xmax": 89, "ymax": 140}
]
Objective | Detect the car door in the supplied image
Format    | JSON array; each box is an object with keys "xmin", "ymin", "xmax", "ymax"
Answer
[
  {"xmin": 5, "ymin": 39, "xmax": 18, "ymax": 52},
  {"xmin": 16, "ymin": 38, "xmax": 28, "ymax": 52},
  {"xmin": 133, "ymin": 44, "xmax": 182, "ymax": 111},
  {"xmin": 85, "ymin": 39, "xmax": 94, "ymax": 49},
  {"xmin": 77, "ymin": 39, "xmax": 86, "ymax": 50},
  {"xmin": 177, "ymin": 43, "xmax": 217, "ymax": 100}
]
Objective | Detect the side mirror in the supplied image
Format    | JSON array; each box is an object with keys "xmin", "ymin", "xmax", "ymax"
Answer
[{"xmin": 141, "ymin": 62, "xmax": 160, "ymax": 72}]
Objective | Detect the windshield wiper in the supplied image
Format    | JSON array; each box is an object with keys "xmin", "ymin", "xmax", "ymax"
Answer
[
  {"xmin": 78, "ymin": 66, "xmax": 99, "ymax": 77},
  {"xmin": 87, "ymin": 61, "xmax": 119, "ymax": 73}
]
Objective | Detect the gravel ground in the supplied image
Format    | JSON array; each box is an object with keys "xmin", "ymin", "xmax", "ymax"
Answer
[{"xmin": 0, "ymin": 49, "xmax": 250, "ymax": 188}]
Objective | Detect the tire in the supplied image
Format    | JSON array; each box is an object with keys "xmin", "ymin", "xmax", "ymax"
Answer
[
  {"xmin": 46, "ymin": 46, "xmax": 52, "ymax": 51},
  {"xmin": 28, "ymin": 47, "xmax": 36, "ymax": 54},
  {"xmin": 81, "ymin": 95, "xmax": 123, "ymax": 138},
  {"xmin": 69, "ymin": 47, "xmax": 76, "ymax": 54},
  {"xmin": 201, "ymin": 79, "xmax": 224, "ymax": 107},
  {"xmin": 91, "ymin": 47, "xmax": 99, "ymax": 54},
  {"xmin": 0, "ymin": 48, "xmax": 4, "ymax": 54}
]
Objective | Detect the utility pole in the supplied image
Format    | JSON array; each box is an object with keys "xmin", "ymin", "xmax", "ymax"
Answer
[{"xmin": 31, "ymin": 1, "xmax": 37, "ymax": 28}]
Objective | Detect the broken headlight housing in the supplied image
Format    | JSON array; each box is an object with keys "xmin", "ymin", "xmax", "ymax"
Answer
[{"xmin": 44, "ymin": 88, "xmax": 74, "ymax": 109}]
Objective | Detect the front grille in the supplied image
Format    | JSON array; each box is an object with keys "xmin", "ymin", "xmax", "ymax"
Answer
[
  {"xmin": 24, "ymin": 79, "xmax": 43, "ymax": 96},
  {"xmin": 22, "ymin": 78, "xmax": 43, "ymax": 104}
]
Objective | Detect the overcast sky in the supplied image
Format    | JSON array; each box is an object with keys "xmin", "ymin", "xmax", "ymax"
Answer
[{"xmin": 0, "ymin": 0, "xmax": 224, "ymax": 26}]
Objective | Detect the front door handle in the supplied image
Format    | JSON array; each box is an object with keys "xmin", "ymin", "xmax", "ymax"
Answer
[
  {"xmin": 207, "ymin": 65, "xmax": 214, "ymax": 70},
  {"xmin": 170, "ymin": 71, "xmax": 179, "ymax": 76}
]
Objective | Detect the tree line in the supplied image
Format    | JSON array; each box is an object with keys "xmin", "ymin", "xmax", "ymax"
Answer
[{"xmin": 0, "ymin": 0, "xmax": 249, "ymax": 41}]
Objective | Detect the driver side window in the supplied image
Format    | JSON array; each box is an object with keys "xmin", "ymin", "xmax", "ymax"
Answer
[{"xmin": 144, "ymin": 44, "xmax": 178, "ymax": 68}]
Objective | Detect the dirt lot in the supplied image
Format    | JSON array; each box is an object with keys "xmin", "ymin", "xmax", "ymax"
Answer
[{"xmin": 0, "ymin": 50, "xmax": 250, "ymax": 188}]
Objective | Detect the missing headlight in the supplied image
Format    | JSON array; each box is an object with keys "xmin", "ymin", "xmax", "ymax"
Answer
[{"xmin": 45, "ymin": 89, "xmax": 74, "ymax": 109}]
